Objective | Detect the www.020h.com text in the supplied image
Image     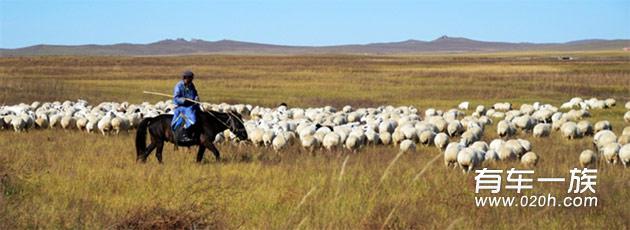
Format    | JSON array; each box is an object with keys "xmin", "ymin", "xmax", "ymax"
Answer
[{"xmin": 475, "ymin": 194, "xmax": 598, "ymax": 207}]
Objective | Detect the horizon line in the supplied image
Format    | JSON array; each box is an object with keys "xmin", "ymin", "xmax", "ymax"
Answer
[{"xmin": 3, "ymin": 35, "xmax": 630, "ymax": 50}]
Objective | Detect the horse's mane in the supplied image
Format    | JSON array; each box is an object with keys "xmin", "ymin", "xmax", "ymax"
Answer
[
  {"xmin": 206, "ymin": 110, "xmax": 227, "ymax": 116},
  {"xmin": 152, "ymin": 113, "xmax": 173, "ymax": 120},
  {"xmin": 202, "ymin": 110, "xmax": 235, "ymax": 124},
  {"xmin": 205, "ymin": 110, "xmax": 244, "ymax": 126},
  {"xmin": 204, "ymin": 110, "xmax": 229, "ymax": 120}
]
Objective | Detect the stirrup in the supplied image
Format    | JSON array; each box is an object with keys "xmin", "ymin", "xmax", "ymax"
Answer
[{"xmin": 178, "ymin": 132, "xmax": 194, "ymax": 143}]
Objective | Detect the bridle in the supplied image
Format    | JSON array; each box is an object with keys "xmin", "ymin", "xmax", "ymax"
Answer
[{"xmin": 226, "ymin": 111, "xmax": 247, "ymax": 136}]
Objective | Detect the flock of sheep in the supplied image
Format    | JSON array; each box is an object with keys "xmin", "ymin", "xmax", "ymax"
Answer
[{"xmin": 1, "ymin": 97, "xmax": 630, "ymax": 172}]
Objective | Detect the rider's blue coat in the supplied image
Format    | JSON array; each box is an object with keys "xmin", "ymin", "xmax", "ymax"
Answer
[{"xmin": 171, "ymin": 80, "xmax": 199, "ymax": 130}]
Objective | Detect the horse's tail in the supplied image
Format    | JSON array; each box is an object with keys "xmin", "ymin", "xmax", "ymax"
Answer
[{"xmin": 135, "ymin": 117, "xmax": 151, "ymax": 157}]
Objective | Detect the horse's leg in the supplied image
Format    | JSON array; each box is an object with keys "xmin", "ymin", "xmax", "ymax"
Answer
[
  {"xmin": 142, "ymin": 133, "xmax": 164, "ymax": 162},
  {"xmin": 196, "ymin": 145, "xmax": 206, "ymax": 163},
  {"xmin": 155, "ymin": 141, "xmax": 164, "ymax": 163},
  {"xmin": 205, "ymin": 143, "xmax": 221, "ymax": 162},
  {"xmin": 139, "ymin": 142, "xmax": 157, "ymax": 162}
]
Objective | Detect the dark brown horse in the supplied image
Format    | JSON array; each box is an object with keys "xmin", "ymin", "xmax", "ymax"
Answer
[{"xmin": 135, "ymin": 110, "xmax": 247, "ymax": 163}]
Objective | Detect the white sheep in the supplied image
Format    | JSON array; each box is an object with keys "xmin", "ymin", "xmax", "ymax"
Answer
[
  {"xmin": 497, "ymin": 120, "xmax": 516, "ymax": 138},
  {"xmin": 399, "ymin": 139, "xmax": 416, "ymax": 153},
  {"xmin": 11, "ymin": 116, "xmax": 26, "ymax": 132},
  {"xmin": 444, "ymin": 142, "xmax": 463, "ymax": 168},
  {"xmin": 619, "ymin": 144, "xmax": 630, "ymax": 168},
  {"xmin": 300, "ymin": 134, "xmax": 320, "ymax": 152},
  {"xmin": 392, "ymin": 130, "xmax": 405, "ymax": 146},
  {"xmin": 520, "ymin": 152, "xmax": 539, "ymax": 168},
  {"xmin": 594, "ymin": 120, "xmax": 612, "ymax": 133},
  {"xmin": 97, "ymin": 115, "xmax": 112, "ymax": 136},
  {"xmin": 364, "ymin": 129, "xmax": 379, "ymax": 145},
  {"xmin": 498, "ymin": 145, "xmax": 516, "ymax": 161},
  {"xmin": 601, "ymin": 142, "xmax": 620, "ymax": 164},
  {"xmin": 513, "ymin": 115, "xmax": 535, "ymax": 131},
  {"xmin": 493, "ymin": 102, "xmax": 512, "ymax": 111},
  {"xmin": 21, "ymin": 113, "xmax": 34, "ymax": 130},
  {"xmin": 459, "ymin": 130, "xmax": 478, "ymax": 146},
  {"xmin": 111, "ymin": 116, "xmax": 129, "ymax": 134},
  {"xmin": 76, "ymin": 117, "xmax": 88, "ymax": 131},
  {"xmin": 60, "ymin": 115, "xmax": 75, "ymax": 130},
  {"xmin": 618, "ymin": 135, "xmax": 630, "ymax": 145},
  {"xmin": 86, "ymin": 119, "xmax": 98, "ymax": 133},
  {"xmin": 424, "ymin": 108, "xmax": 438, "ymax": 117},
  {"xmin": 497, "ymin": 142, "xmax": 522, "ymax": 161},
  {"xmin": 323, "ymin": 132, "xmax": 341, "ymax": 150},
  {"xmin": 579, "ymin": 150, "xmax": 597, "ymax": 168},
  {"xmin": 418, "ymin": 130, "xmax": 435, "ymax": 146},
  {"xmin": 490, "ymin": 111, "xmax": 505, "ymax": 119},
  {"xmin": 213, "ymin": 133, "xmax": 225, "ymax": 144},
  {"xmin": 577, "ymin": 120, "xmax": 593, "ymax": 136},
  {"xmin": 593, "ymin": 130, "xmax": 617, "ymax": 149},
  {"xmin": 35, "ymin": 115, "xmax": 49, "ymax": 129},
  {"xmin": 262, "ymin": 130, "xmax": 275, "ymax": 146},
  {"xmin": 623, "ymin": 126, "xmax": 630, "ymax": 136},
  {"xmin": 520, "ymin": 104, "xmax": 535, "ymax": 115},
  {"xmin": 401, "ymin": 125, "xmax": 418, "ymax": 142},
  {"xmin": 624, "ymin": 111, "xmax": 630, "ymax": 123},
  {"xmin": 48, "ymin": 114, "xmax": 61, "ymax": 129},
  {"xmin": 478, "ymin": 116, "xmax": 492, "ymax": 126},
  {"xmin": 3, "ymin": 114, "xmax": 16, "ymax": 126},
  {"xmin": 475, "ymin": 105, "xmax": 486, "ymax": 115},
  {"xmin": 532, "ymin": 109, "xmax": 554, "ymax": 123},
  {"xmin": 378, "ymin": 121, "xmax": 395, "ymax": 134},
  {"xmin": 446, "ymin": 121, "xmax": 463, "ymax": 137},
  {"xmin": 506, "ymin": 139, "xmax": 526, "ymax": 157},
  {"xmin": 347, "ymin": 130, "xmax": 364, "ymax": 146},
  {"xmin": 560, "ymin": 122, "xmax": 579, "ymax": 139},
  {"xmin": 489, "ymin": 139, "xmax": 505, "ymax": 152},
  {"xmin": 428, "ymin": 117, "xmax": 447, "ymax": 133},
  {"xmin": 551, "ymin": 118, "xmax": 565, "ymax": 131},
  {"xmin": 249, "ymin": 128, "xmax": 264, "ymax": 146},
  {"xmin": 127, "ymin": 113, "xmax": 142, "ymax": 129},
  {"xmin": 458, "ymin": 101, "xmax": 470, "ymax": 110},
  {"xmin": 473, "ymin": 148, "xmax": 485, "ymax": 164},
  {"xmin": 517, "ymin": 139, "xmax": 532, "ymax": 153},
  {"xmin": 604, "ymin": 98, "xmax": 616, "ymax": 107},
  {"xmin": 379, "ymin": 132, "xmax": 392, "ymax": 145},
  {"xmin": 457, "ymin": 147, "xmax": 480, "ymax": 173},
  {"xmin": 470, "ymin": 141, "xmax": 488, "ymax": 153},
  {"xmin": 532, "ymin": 123, "xmax": 551, "ymax": 137},
  {"xmin": 433, "ymin": 133, "xmax": 449, "ymax": 149},
  {"xmin": 345, "ymin": 135, "xmax": 361, "ymax": 151},
  {"xmin": 484, "ymin": 149, "xmax": 499, "ymax": 162},
  {"xmin": 272, "ymin": 134, "xmax": 288, "ymax": 151}
]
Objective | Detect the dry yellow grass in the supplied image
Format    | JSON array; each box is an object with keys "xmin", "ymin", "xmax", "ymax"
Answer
[{"xmin": 0, "ymin": 52, "xmax": 629, "ymax": 229}]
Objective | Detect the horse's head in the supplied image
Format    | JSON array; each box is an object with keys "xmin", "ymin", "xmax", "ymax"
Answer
[{"xmin": 227, "ymin": 111, "xmax": 248, "ymax": 141}]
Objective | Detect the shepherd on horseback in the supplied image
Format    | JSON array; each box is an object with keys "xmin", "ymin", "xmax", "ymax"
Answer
[
  {"xmin": 135, "ymin": 70, "xmax": 248, "ymax": 163},
  {"xmin": 172, "ymin": 70, "xmax": 199, "ymax": 143}
]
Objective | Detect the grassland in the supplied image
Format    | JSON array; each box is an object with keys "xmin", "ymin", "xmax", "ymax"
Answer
[{"xmin": 0, "ymin": 51, "xmax": 629, "ymax": 229}]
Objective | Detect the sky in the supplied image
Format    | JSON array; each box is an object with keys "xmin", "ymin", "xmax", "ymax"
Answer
[{"xmin": 0, "ymin": 0, "xmax": 628, "ymax": 48}]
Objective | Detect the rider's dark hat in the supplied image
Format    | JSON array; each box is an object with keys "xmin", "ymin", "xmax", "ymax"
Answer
[{"xmin": 182, "ymin": 70, "xmax": 194, "ymax": 79}]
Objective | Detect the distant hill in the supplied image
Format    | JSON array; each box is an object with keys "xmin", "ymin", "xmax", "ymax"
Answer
[{"xmin": 1, "ymin": 36, "xmax": 629, "ymax": 56}]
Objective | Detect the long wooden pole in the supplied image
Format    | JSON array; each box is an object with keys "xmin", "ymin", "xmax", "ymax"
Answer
[
  {"xmin": 143, "ymin": 91, "xmax": 201, "ymax": 104},
  {"xmin": 144, "ymin": 90, "xmax": 248, "ymax": 126}
]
